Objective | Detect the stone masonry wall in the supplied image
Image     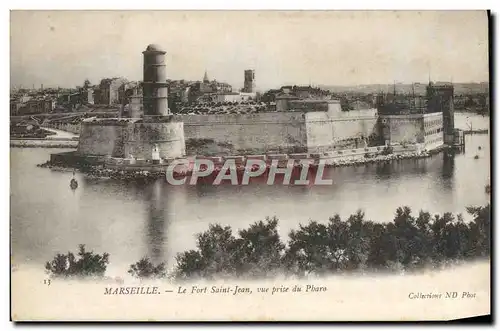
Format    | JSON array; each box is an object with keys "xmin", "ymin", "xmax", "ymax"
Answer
[
  {"xmin": 173, "ymin": 112, "xmax": 308, "ymax": 155},
  {"xmin": 124, "ymin": 122, "xmax": 185, "ymax": 159},
  {"xmin": 306, "ymin": 109, "xmax": 379, "ymax": 153},
  {"xmin": 77, "ymin": 122, "xmax": 128, "ymax": 157}
]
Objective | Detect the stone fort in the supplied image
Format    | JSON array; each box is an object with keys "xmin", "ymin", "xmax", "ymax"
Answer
[{"xmin": 76, "ymin": 44, "xmax": 454, "ymax": 161}]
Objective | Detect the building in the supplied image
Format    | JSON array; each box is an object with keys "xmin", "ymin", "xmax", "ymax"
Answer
[
  {"xmin": 377, "ymin": 81, "xmax": 455, "ymax": 148},
  {"xmin": 288, "ymin": 99, "xmax": 341, "ymax": 114},
  {"xmin": 14, "ymin": 97, "xmax": 55, "ymax": 115},
  {"xmin": 275, "ymin": 93, "xmax": 300, "ymax": 111},
  {"xmin": 379, "ymin": 112, "xmax": 444, "ymax": 151},
  {"xmin": 96, "ymin": 77, "xmax": 128, "ymax": 105},
  {"xmin": 10, "ymin": 99, "xmax": 18, "ymax": 115},
  {"xmin": 206, "ymin": 92, "xmax": 256, "ymax": 103},
  {"xmin": 427, "ymin": 82, "xmax": 454, "ymax": 144},
  {"xmin": 242, "ymin": 69, "xmax": 255, "ymax": 93},
  {"xmin": 80, "ymin": 88, "xmax": 94, "ymax": 105},
  {"xmin": 187, "ymin": 79, "xmax": 233, "ymax": 104}
]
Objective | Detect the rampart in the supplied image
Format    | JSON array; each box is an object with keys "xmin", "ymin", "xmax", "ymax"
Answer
[
  {"xmin": 172, "ymin": 112, "xmax": 308, "ymax": 155},
  {"xmin": 77, "ymin": 119, "xmax": 130, "ymax": 157},
  {"xmin": 172, "ymin": 108, "xmax": 379, "ymax": 155},
  {"xmin": 73, "ymin": 108, "xmax": 380, "ymax": 158},
  {"xmin": 77, "ymin": 118, "xmax": 185, "ymax": 159}
]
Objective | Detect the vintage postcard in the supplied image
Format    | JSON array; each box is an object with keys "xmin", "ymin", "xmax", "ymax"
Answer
[{"xmin": 10, "ymin": 10, "xmax": 491, "ymax": 321}]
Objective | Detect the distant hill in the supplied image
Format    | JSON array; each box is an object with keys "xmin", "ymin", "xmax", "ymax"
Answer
[{"xmin": 320, "ymin": 82, "xmax": 489, "ymax": 95}]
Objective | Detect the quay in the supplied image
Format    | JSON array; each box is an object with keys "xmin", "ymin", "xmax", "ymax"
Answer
[{"xmin": 41, "ymin": 141, "xmax": 443, "ymax": 183}]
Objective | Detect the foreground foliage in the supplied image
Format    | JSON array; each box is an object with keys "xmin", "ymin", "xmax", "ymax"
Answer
[
  {"xmin": 44, "ymin": 204, "xmax": 490, "ymax": 280},
  {"xmin": 128, "ymin": 257, "xmax": 167, "ymax": 280},
  {"xmin": 45, "ymin": 244, "xmax": 109, "ymax": 278},
  {"xmin": 173, "ymin": 204, "xmax": 490, "ymax": 280}
]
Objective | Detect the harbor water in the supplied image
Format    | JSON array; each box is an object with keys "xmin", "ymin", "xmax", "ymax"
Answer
[{"xmin": 10, "ymin": 114, "xmax": 490, "ymax": 277}]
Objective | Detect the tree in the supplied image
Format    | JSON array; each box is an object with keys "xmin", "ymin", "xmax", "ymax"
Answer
[
  {"xmin": 234, "ymin": 217, "xmax": 286, "ymax": 278},
  {"xmin": 45, "ymin": 244, "xmax": 109, "ymax": 278},
  {"xmin": 344, "ymin": 210, "xmax": 372, "ymax": 270},
  {"xmin": 128, "ymin": 257, "xmax": 167, "ymax": 280},
  {"xmin": 366, "ymin": 223, "xmax": 394, "ymax": 269},
  {"xmin": 284, "ymin": 220, "xmax": 330, "ymax": 276},
  {"xmin": 466, "ymin": 204, "xmax": 491, "ymax": 257},
  {"xmin": 340, "ymin": 96, "xmax": 353, "ymax": 112},
  {"xmin": 174, "ymin": 218, "xmax": 286, "ymax": 280},
  {"xmin": 391, "ymin": 206, "xmax": 419, "ymax": 266},
  {"xmin": 284, "ymin": 214, "xmax": 356, "ymax": 276},
  {"xmin": 413, "ymin": 211, "xmax": 434, "ymax": 266},
  {"xmin": 170, "ymin": 204, "xmax": 491, "ymax": 281},
  {"xmin": 174, "ymin": 224, "xmax": 239, "ymax": 280}
]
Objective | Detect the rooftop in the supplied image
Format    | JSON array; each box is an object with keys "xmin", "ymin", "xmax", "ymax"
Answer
[
  {"xmin": 290, "ymin": 99, "xmax": 340, "ymax": 104},
  {"xmin": 144, "ymin": 44, "xmax": 166, "ymax": 53}
]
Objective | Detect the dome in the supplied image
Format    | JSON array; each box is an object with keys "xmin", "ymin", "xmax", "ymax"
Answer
[{"xmin": 145, "ymin": 44, "xmax": 165, "ymax": 52}]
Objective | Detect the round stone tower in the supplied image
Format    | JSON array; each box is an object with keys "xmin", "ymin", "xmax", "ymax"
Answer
[
  {"xmin": 142, "ymin": 44, "xmax": 169, "ymax": 117},
  {"xmin": 123, "ymin": 44, "xmax": 186, "ymax": 160}
]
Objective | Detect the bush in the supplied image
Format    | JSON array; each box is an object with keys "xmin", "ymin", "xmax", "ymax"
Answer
[
  {"xmin": 45, "ymin": 244, "xmax": 109, "ymax": 278},
  {"xmin": 128, "ymin": 257, "xmax": 167, "ymax": 280}
]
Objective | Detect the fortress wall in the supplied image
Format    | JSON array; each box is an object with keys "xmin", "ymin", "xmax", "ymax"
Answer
[
  {"xmin": 305, "ymin": 111, "xmax": 335, "ymax": 153},
  {"xmin": 77, "ymin": 122, "xmax": 128, "ymax": 157},
  {"xmin": 332, "ymin": 108, "xmax": 377, "ymax": 118},
  {"xmin": 124, "ymin": 121, "xmax": 185, "ymax": 159},
  {"xmin": 305, "ymin": 109, "xmax": 379, "ymax": 153},
  {"xmin": 173, "ymin": 113, "xmax": 308, "ymax": 154},
  {"xmin": 379, "ymin": 113, "xmax": 439, "ymax": 145},
  {"xmin": 386, "ymin": 118, "xmax": 422, "ymax": 144},
  {"xmin": 331, "ymin": 117, "xmax": 379, "ymax": 142}
]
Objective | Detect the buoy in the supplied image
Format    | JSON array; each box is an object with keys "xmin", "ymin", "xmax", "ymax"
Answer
[{"xmin": 70, "ymin": 178, "xmax": 78, "ymax": 190}]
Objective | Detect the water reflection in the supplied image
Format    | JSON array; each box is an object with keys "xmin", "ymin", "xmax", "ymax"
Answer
[
  {"xmin": 10, "ymin": 132, "xmax": 491, "ymax": 274},
  {"xmin": 145, "ymin": 180, "xmax": 169, "ymax": 265},
  {"xmin": 442, "ymin": 150, "xmax": 456, "ymax": 180}
]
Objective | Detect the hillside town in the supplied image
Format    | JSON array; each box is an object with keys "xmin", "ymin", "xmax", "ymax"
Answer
[{"xmin": 10, "ymin": 72, "xmax": 490, "ymax": 118}]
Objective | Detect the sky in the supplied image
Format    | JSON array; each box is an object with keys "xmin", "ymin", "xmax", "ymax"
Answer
[{"xmin": 10, "ymin": 10, "xmax": 489, "ymax": 91}]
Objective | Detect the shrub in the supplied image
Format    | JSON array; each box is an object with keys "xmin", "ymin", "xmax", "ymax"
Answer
[
  {"xmin": 45, "ymin": 244, "xmax": 109, "ymax": 278},
  {"xmin": 128, "ymin": 257, "xmax": 167, "ymax": 280}
]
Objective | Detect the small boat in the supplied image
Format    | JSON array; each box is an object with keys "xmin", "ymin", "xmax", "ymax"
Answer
[
  {"xmin": 474, "ymin": 155, "xmax": 479, "ymax": 160},
  {"xmin": 70, "ymin": 178, "xmax": 78, "ymax": 190}
]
